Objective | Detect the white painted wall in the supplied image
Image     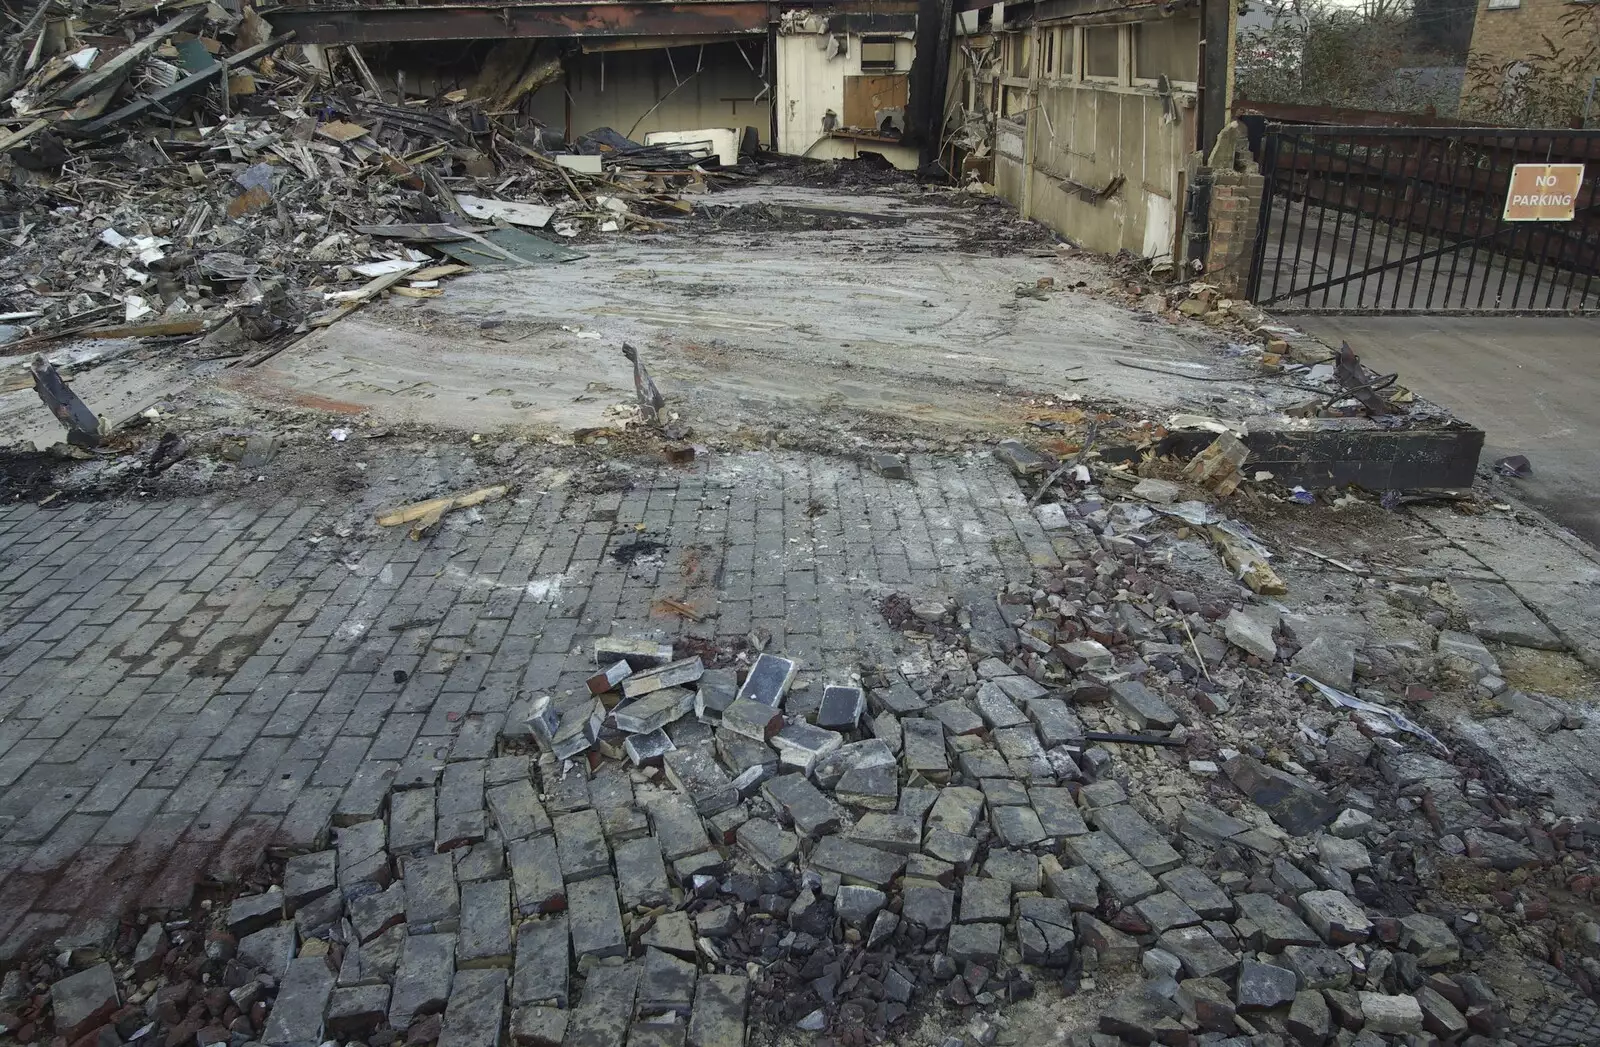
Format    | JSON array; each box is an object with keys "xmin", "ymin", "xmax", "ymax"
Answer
[{"xmin": 776, "ymin": 31, "xmax": 915, "ymax": 161}]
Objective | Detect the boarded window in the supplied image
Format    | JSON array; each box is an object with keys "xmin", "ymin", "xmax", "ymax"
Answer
[
  {"xmin": 1133, "ymin": 18, "xmax": 1199, "ymax": 82},
  {"xmin": 1085, "ymin": 26, "xmax": 1120, "ymax": 79},
  {"xmin": 1059, "ymin": 27, "xmax": 1075, "ymax": 78},
  {"xmin": 861, "ymin": 36, "xmax": 897, "ymax": 72}
]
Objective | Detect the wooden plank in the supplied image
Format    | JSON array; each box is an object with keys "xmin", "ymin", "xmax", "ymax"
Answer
[
  {"xmin": 842, "ymin": 74, "xmax": 909, "ymax": 132},
  {"xmin": 54, "ymin": 8, "xmax": 204, "ymax": 103}
]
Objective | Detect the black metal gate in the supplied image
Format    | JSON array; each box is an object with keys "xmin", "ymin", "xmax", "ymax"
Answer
[{"xmin": 1246, "ymin": 123, "xmax": 1600, "ymax": 313}]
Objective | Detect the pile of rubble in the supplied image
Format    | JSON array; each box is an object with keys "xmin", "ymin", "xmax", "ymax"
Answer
[
  {"xmin": 6, "ymin": 430, "xmax": 1599, "ymax": 1047},
  {"xmin": 0, "ymin": 3, "xmax": 752, "ymax": 355}
]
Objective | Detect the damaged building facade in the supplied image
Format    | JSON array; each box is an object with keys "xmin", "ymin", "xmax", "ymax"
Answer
[
  {"xmin": 950, "ymin": 0, "xmax": 1241, "ymax": 269},
  {"xmin": 271, "ymin": 1, "xmax": 926, "ymax": 169},
  {"xmin": 271, "ymin": 0, "xmax": 1245, "ymax": 267}
]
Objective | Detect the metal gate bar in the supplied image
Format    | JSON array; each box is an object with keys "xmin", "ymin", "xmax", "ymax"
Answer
[{"xmin": 1246, "ymin": 123, "xmax": 1600, "ymax": 314}]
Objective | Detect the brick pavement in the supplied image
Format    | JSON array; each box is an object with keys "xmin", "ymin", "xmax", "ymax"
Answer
[{"xmin": 0, "ymin": 450, "xmax": 1069, "ymax": 957}]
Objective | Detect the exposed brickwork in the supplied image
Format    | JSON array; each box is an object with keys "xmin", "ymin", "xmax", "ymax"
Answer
[
  {"xmin": 1461, "ymin": 0, "xmax": 1596, "ymax": 83},
  {"xmin": 1206, "ymin": 167, "xmax": 1265, "ymax": 297}
]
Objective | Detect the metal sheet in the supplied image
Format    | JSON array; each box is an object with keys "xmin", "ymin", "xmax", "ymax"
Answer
[{"xmin": 436, "ymin": 228, "xmax": 586, "ymax": 267}]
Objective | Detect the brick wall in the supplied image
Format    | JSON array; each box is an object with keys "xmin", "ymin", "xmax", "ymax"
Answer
[
  {"xmin": 1206, "ymin": 163, "xmax": 1264, "ymax": 297},
  {"xmin": 1461, "ymin": 0, "xmax": 1598, "ymax": 104}
]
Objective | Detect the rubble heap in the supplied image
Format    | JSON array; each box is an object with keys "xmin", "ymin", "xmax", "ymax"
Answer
[
  {"xmin": 6, "ymin": 441, "xmax": 1599, "ymax": 1047},
  {"xmin": 0, "ymin": 5, "xmax": 747, "ymax": 352}
]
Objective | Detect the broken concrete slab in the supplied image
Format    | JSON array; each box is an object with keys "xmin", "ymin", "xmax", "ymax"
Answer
[{"xmin": 1225, "ymin": 754, "xmax": 1338, "ymax": 836}]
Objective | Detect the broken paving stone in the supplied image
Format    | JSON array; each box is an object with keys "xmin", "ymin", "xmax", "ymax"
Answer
[
  {"xmin": 595, "ymin": 637, "xmax": 674, "ymax": 670},
  {"xmin": 1288, "ymin": 988, "xmax": 1332, "ymax": 1046},
  {"xmin": 511, "ymin": 918, "xmax": 569, "ymax": 1008},
  {"xmin": 900, "ymin": 883, "xmax": 954, "ymax": 931},
  {"xmin": 1236, "ymin": 959, "xmax": 1299, "ymax": 1009},
  {"xmin": 438, "ymin": 969, "xmax": 506, "ymax": 1047},
  {"xmin": 1281, "ymin": 945, "xmax": 1353, "ymax": 990},
  {"xmin": 624, "ymin": 729, "xmax": 676, "ymax": 766},
  {"xmin": 771, "ymin": 723, "xmax": 844, "ymax": 775},
  {"xmin": 1075, "ymin": 914, "xmax": 1141, "ymax": 966},
  {"xmin": 1360, "ymin": 992, "xmax": 1424, "ymax": 1035},
  {"xmin": 647, "ymin": 795, "xmax": 711, "ymax": 861},
  {"xmin": 564, "ymin": 963, "xmax": 639, "ymax": 1047},
  {"xmin": 389, "ymin": 934, "xmax": 455, "ymax": 1031},
  {"xmin": 326, "ymin": 984, "xmax": 391, "ymax": 1040},
  {"xmin": 982, "ymin": 848, "xmax": 1042, "ymax": 890},
  {"xmin": 261, "ymin": 955, "xmax": 335, "ymax": 1047},
  {"xmin": 283, "ymin": 850, "xmax": 337, "ymax": 912},
  {"xmin": 614, "ymin": 837, "xmax": 671, "ymax": 909},
  {"xmin": 1225, "ymin": 754, "xmax": 1338, "ymax": 837},
  {"xmin": 639, "ymin": 948, "xmax": 697, "ymax": 1017},
  {"xmin": 511, "ymin": 1006, "xmax": 567, "ymax": 1047},
  {"xmin": 228, "ymin": 889, "xmax": 287, "ymax": 939},
  {"xmin": 566, "ymin": 877, "xmax": 625, "ymax": 961},
  {"xmin": 735, "ymin": 818, "xmax": 798, "ymax": 871},
  {"xmin": 1317, "ymin": 835, "xmax": 1372, "ymax": 874},
  {"xmin": 1159, "ymin": 866, "xmax": 1233, "ymax": 921},
  {"xmin": 1108, "ymin": 679, "xmax": 1180, "ymax": 731},
  {"xmin": 1093, "ymin": 804, "xmax": 1184, "ymax": 873},
  {"xmin": 834, "ymin": 885, "xmax": 887, "ymax": 924},
  {"xmin": 551, "ymin": 701, "xmax": 604, "ymax": 760},
  {"xmin": 1178, "ymin": 977, "xmax": 1237, "ymax": 1034},
  {"xmin": 901, "ymin": 718, "xmax": 950, "ymax": 780},
  {"xmin": 641, "ymin": 911, "xmax": 695, "ymax": 959},
  {"xmin": 1451, "ymin": 579, "xmax": 1563, "ymax": 650},
  {"xmin": 994, "ymin": 438, "xmax": 1054, "ymax": 476},
  {"xmin": 975, "ymin": 683, "xmax": 1029, "ymax": 729},
  {"xmin": 991, "ymin": 805, "xmax": 1049, "ymax": 848},
  {"xmin": 1100, "ymin": 985, "xmax": 1184, "ymax": 1042},
  {"xmin": 337, "ymin": 819, "xmax": 388, "ymax": 889},
  {"xmin": 1399, "ymin": 913, "xmax": 1461, "ymax": 966},
  {"xmin": 589, "ymin": 659, "xmax": 633, "ymax": 698},
  {"xmin": 1060, "ymin": 639, "xmax": 1114, "ymax": 672},
  {"xmin": 1158, "ymin": 926, "xmax": 1239, "ymax": 980},
  {"xmin": 870, "ymin": 677, "xmax": 929, "ymax": 716},
  {"xmin": 1223, "ymin": 609, "xmax": 1277, "ymax": 660},
  {"xmin": 486, "ymin": 780, "xmax": 553, "ymax": 843},
  {"xmin": 619, "ymin": 656, "xmax": 704, "ymax": 699},
  {"xmin": 818, "ymin": 685, "xmax": 866, "ymax": 730},
  {"xmin": 508, "ymin": 836, "xmax": 565, "ymax": 916},
  {"xmin": 946, "ymin": 922, "xmax": 1004, "ymax": 965},
  {"xmin": 923, "ymin": 828, "xmax": 979, "ymax": 869},
  {"xmin": 457, "ymin": 880, "xmax": 512, "ymax": 969},
  {"xmin": 721, "ymin": 698, "xmax": 783, "ymax": 742},
  {"xmin": 404, "ymin": 853, "xmax": 461, "ymax": 932},
  {"xmin": 736, "ymin": 653, "xmax": 798, "ymax": 707},
  {"xmin": 1136, "ymin": 892, "xmax": 1204, "ymax": 934},
  {"xmin": 663, "ymin": 746, "xmax": 738, "ymax": 815},
  {"xmin": 1026, "ymin": 698, "xmax": 1084, "ymax": 748},
  {"xmin": 687, "ymin": 974, "xmax": 747, "ymax": 1047},
  {"xmin": 1047, "ymin": 863, "xmax": 1102, "ymax": 911},
  {"xmin": 349, "ymin": 882, "xmax": 405, "ymax": 946},
  {"xmin": 1235, "ymin": 893, "xmax": 1321, "ymax": 951},
  {"xmin": 851, "ymin": 812, "xmax": 923, "ymax": 854},
  {"xmin": 926, "ymin": 786, "xmax": 985, "ymax": 837},
  {"xmin": 763, "ymin": 774, "xmax": 840, "ymax": 837},
  {"xmin": 614, "ymin": 686, "xmax": 696, "ymax": 734},
  {"xmin": 1298, "ymin": 889, "xmax": 1373, "ymax": 944},
  {"xmin": 50, "ymin": 963, "xmax": 119, "ymax": 1041},
  {"xmin": 1436, "ymin": 630, "xmax": 1500, "ymax": 676},
  {"xmin": 930, "ymin": 700, "xmax": 986, "ymax": 736},
  {"xmin": 1376, "ymin": 749, "xmax": 1459, "ymax": 789},
  {"xmin": 960, "ymin": 877, "xmax": 1012, "ymax": 923},
  {"xmin": 809, "ymin": 836, "xmax": 906, "ymax": 887},
  {"xmin": 836, "ymin": 762, "xmax": 899, "ymax": 810},
  {"xmin": 554, "ymin": 809, "xmax": 612, "ymax": 882},
  {"xmin": 1416, "ymin": 985, "xmax": 1469, "ymax": 1038},
  {"xmin": 240, "ymin": 922, "xmax": 297, "ymax": 979},
  {"xmin": 1291, "ymin": 635, "xmax": 1356, "ymax": 692}
]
